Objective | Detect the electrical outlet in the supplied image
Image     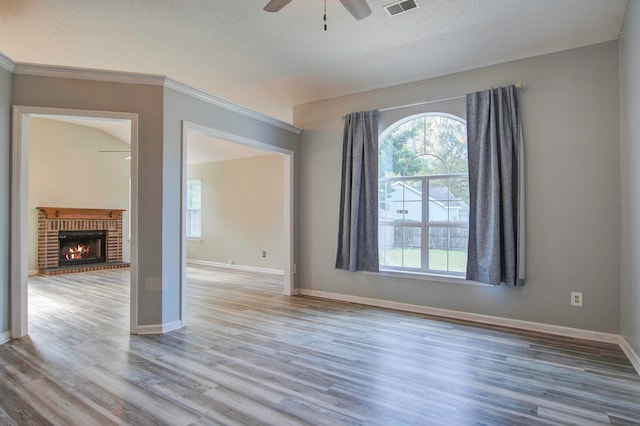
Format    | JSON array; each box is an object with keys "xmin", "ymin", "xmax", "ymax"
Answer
[
  {"xmin": 571, "ymin": 291, "xmax": 583, "ymax": 307},
  {"xmin": 261, "ymin": 251, "xmax": 266, "ymax": 258},
  {"xmin": 292, "ymin": 264, "xmax": 297, "ymax": 274}
]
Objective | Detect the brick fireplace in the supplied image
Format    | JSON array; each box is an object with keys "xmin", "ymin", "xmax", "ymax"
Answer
[{"xmin": 37, "ymin": 207, "xmax": 130, "ymax": 275}]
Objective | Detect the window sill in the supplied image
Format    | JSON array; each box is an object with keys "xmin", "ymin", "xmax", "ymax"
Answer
[
  {"xmin": 186, "ymin": 238, "xmax": 203, "ymax": 242},
  {"xmin": 365, "ymin": 269, "xmax": 495, "ymax": 287}
]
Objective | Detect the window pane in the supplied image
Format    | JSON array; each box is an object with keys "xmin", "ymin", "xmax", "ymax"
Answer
[
  {"xmin": 448, "ymin": 176, "xmax": 469, "ymax": 207},
  {"xmin": 428, "ymin": 226, "xmax": 467, "ymax": 274},
  {"xmin": 388, "ymin": 200, "xmax": 406, "ymax": 222},
  {"xmin": 379, "ymin": 224, "xmax": 401, "ymax": 267},
  {"xmin": 378, "ymin": 225, "xmax": 421, "ymax": 269},
  {"xmin": 187, "ymin": 179, "xmax": 202, "ymax": 210},
  {"xmin": 402, "ymin": 180, "xmax": 422, "ymax": 223},
  {"xmin": 401, "ymin": 226, "xmax": 421, "ymax": 269},
  {"xmin": 428, "ymin": 226, "xmax": 448, "ymax": 271},
  {"xmin": 428, "ymin": 178, "xmax": 470, "ymax": 225},
  {"xmin": 186, "ymin": 210, "xmax": 201, "ymax": 239},
  {"xmin": 379, "ymin": 181, "xmax": 393, "ymax": 220},
  {"xmin": 186, "ymin": 179, "xmax": 202, "ymax": 239},
  {"xmin": 448, "ymin": 225, "xmax": 468, "ymax": 274}
]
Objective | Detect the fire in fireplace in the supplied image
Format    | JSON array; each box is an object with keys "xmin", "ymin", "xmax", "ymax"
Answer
[{"xmin": 58, "ymin": 230, "xmax": 106, "ymax": 266}]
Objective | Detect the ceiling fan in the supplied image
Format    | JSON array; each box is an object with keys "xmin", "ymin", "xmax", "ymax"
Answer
[{"xmin": 264, "ymin": 0, "xmax": 372, "ymax": 21}]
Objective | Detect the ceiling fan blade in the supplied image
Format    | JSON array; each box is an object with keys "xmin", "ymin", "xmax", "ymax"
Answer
[
  {"xmin": 264, "ymin": 0, "xmax": 293, "ymax": 13},
  {"xmin": 339, "ymin": 0, "xmax": 372, "ymax": 20}
]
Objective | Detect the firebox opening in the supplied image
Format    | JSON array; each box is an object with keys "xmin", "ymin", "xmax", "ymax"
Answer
[{"xmin": 58, "ymin": 230, "xmax": 107, "ymax": 266}]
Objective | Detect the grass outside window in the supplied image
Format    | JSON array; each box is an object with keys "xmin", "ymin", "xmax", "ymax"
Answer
[{"xmin": 380, "ymin": 247, "xmax": 467, "ymax": 274}]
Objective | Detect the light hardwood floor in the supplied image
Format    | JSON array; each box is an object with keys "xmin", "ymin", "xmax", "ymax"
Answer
[{"xmin": 0, "ymin": 266, "xmax": 639, "ymax": 425}]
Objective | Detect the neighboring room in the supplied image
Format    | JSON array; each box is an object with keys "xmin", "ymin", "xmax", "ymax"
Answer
[
  {"xmin": 185, "ymin": 132, "xmax": 286, "ymax": 276},
  {"xmin": 27, "ymin": 116, "xmax": 132, "ymax": 274}
]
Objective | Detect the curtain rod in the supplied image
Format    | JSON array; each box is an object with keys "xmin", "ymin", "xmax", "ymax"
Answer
[{"xmin": 343, "ymin": 83, "xmax": 524, "ymax": 118}]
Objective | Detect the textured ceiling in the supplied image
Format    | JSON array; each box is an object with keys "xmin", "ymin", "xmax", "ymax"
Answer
[{"xmin": 0, "ymin": 0, "xmax": 628, "ymax": 122}]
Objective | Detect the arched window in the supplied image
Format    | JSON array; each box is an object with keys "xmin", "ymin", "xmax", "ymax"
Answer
[{"xmin": 378, "ymin": 113, "xmax": 469, "ymax": 276}]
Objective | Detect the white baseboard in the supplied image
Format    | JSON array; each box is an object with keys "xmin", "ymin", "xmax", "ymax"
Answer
[
  {"xmin": 0, "ymin": 330, "xmax": 10, "ymax": 346},
  {"xmin": 298, "ymin": 289, "xmax": 620, "ymax": 344},
  {"xmin": 619, "ymin": 336, "xmax": 640, "ymax": 375},
  {"xmin": 28, "ymin": 269, "xmax": 39, "ymax": 277},
  {"xmin": 135, "ymin": 320, "xmax": 184, "ymax": 335},
  {"xmin": 187, "ymin": 259, "xmax": 283, "ymax": 275}
]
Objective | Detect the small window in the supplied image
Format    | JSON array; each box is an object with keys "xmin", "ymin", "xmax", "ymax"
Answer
[
  {"xmin": 186, "ymin": 179, "xmax": 202, "ymax": 239},
  {"xmin": 378, "ymin": 113, "xmax": 469, "ymax": 276}
]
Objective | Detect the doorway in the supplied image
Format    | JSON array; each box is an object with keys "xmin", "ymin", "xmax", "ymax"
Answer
[
  {"xmin": 11, "ymin": 106, "xmax": 138, "ymax": 338},
  {"xmin": 180, "ymin": 121, "xmax": 294, "ymax": 324}
]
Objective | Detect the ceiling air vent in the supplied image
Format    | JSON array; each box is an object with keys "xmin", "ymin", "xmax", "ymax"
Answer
[{"xmin": 384, "ymin": 0, "xmax": 419, "ymax": 16}]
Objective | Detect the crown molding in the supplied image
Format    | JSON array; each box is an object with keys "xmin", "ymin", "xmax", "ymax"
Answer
[
  {"xmin": 12, "ymin": 63, "xmax": 166, "ymax": 86},
  {"xmin": 165, "ymin": 78, "xmax": 302, "ymax": 135},
  {"xmin": 10, "ymin": 62, "xmax": 301, "ymax": 135},
  {"xmin": 0, "ymin": 52, "xmax": 15, "ymax": 72}
]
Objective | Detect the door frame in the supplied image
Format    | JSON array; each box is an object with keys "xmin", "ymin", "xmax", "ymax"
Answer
[
  {"xmin": 10, "ymin": 105, "xmax": 139, "ymax": 338},
  {"xmin": 180, "ymin": 120, "xmax": 294, "ymax": 324}
]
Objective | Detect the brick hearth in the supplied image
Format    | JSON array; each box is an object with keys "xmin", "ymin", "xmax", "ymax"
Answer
[{"xmin": 37, "ymin": 207, "xmax": 129, "ymax": 275}]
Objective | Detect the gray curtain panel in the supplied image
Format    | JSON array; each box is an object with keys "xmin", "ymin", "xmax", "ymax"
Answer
[
  {"xmin": 335, "ymin": 110, "xmax": 380, "ymax": 272},
  {"xmin": 466, "ymin": 85, "xmax": 525, "ymax": 286}
]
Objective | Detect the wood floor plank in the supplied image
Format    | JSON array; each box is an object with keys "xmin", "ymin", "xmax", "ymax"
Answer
[{"xmin": 0, "ymin": 266, "xmax": 638, "ymax": 425}]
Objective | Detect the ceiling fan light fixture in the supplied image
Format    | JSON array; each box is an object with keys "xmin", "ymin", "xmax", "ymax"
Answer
[
  {"xmin": 263, "ymin": 0, "xmax": 372, "ymax": 21},
  {"xmin": 339, "ymin": 0, "xmax": 372, "ymax": 20},
  {"xmin": 264, "ymin": 0, "xmax": 293, "ymax": 13}
]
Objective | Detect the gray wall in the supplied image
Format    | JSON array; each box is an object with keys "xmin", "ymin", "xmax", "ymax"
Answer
[
  {"xmin": 0, "ymin": 66, "xmax": 11, "ymax": 337},
  {"xmin": 9, "ymin": 76, "xmax": 300, "ymax": 329},
  {"xmin": 294, "ymin": 41, "xmax": 621, "ymax": 333},
  {"xmin": 163, "ymin": 88, "xmax": 299, "ymax": 322},
  {"xmin": 187, "ymin": 155, "xmax": 285, "ymax": 271},
  {"xmin": 12, "ymin": 75, "xmax": 166, "ymax": 326},
  {"xmin": 619, "ymin": 1, "xmax": 640, "ymax": 355}
]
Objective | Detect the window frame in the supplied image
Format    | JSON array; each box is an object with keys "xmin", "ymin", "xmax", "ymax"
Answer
[
  {"xmin": 378, "ymin": 112, "xmax": 469, "ymax": 278},
  {"xmin": 185, "ymin": 178, "xmax": 202, "ymax": 240}
]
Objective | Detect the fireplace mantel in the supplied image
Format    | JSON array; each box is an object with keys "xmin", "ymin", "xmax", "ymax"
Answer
[{"xmin": 38, "ymin": 207, "xmax": 125, "ymax": 220}]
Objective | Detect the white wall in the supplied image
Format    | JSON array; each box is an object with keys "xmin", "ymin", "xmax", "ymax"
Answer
[
  {"xmin": 0, "ymin": 65, "xmax": 11, "ymax": 337},
  {"xmin": 186, "ymin": 155, "xmax": 285, "ymax": 271},
  {"xmin": 294, "ymin": 41, "xmax": 621, "ymax": 333},
  {"xmin": 619, "ymin": 1, "xmax": 640, "ymax": 356},
  {"xmin": 27, "ymin": 118, "xmax": 131, "ymax": 272}
]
